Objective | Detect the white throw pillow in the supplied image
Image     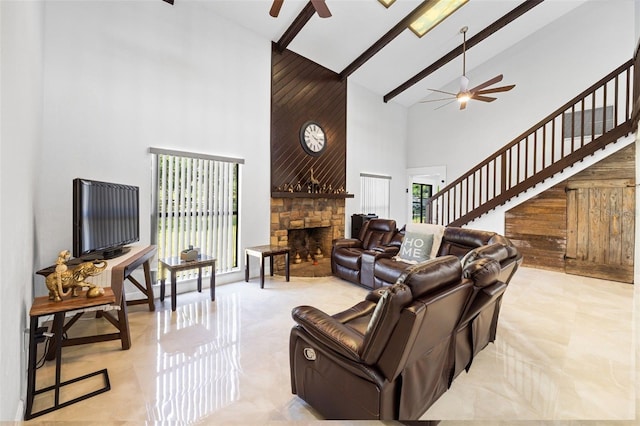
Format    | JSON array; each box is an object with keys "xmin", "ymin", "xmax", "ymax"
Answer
[
  {"xmin": 395, "ymin": 232, "xmax": 434, "ymax": 264},
  {"xmin": 407, "ymin": 223, "xmax": 445, "ymax": 257}
]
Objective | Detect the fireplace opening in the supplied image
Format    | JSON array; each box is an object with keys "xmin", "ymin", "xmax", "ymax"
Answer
[{"xmin": 287, "ymin": 226, "xmax": 331, "ymax": 263}]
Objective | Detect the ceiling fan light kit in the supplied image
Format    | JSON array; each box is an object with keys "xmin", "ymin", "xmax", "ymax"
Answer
[{"xmin": 423, "ymin": 26, "xmax": 516, "ymax": 110}]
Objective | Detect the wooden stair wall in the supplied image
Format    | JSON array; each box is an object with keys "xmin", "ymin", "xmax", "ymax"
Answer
[{"xmin": 505, "ymin": 143, "xmax": 635, "ymax": 274}]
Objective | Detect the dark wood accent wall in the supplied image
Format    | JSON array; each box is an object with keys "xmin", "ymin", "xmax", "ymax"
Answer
[
  {"xmin": 271, "ymin": 43, "xmax": 347, "ymax": 195},
  {"xmin": 505, "ymin": 143, "xmax": 635, "ymax": 272}
]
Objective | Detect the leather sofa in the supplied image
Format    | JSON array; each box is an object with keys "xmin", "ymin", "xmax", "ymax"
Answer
[
  {"xmin": 332, "ymin": 224, "xmax": 521, "ymax": 290},
  {"xmin": 331, "ymin": 218, "xmax": 398, "ymax": 285},
  {"xmin": 289, "ymin": 255, "xmax": 508, "ymax": 420}
]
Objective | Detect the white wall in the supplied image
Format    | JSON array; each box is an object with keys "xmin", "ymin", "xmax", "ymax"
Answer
[
  {"xmin": 346, "ymin": 82, "xmax": 408, "ymax": 230},
  {"xmin": 36, "ymin": 1, "xmax": 273, "ymax": 286},
  {"xmin": 407, "ymin": 1, "xmax": 636, "ymax": 189},
  {"xmin": 0, "ymin": 1, "xmax": 410, "ymax": 418},
  {"xmin": 0, "ymin": 0, "xmax": 43, "ymax": 420}
]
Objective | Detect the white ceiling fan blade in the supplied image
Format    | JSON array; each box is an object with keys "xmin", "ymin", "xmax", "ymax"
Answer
[
  {"xmin": 428, "ymin": 88, "xmax": 458, "ymax": 96},
  {"xmin": 434, "ymin": 99, "xmax": 457, "ymax": 110},
  {"xmin": 420, "ymin": 97, "xmax": 457, "ymax": 103}
]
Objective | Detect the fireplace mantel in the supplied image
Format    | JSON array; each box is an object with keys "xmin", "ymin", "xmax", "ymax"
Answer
[{"xmin": 271, "ymin": 192, "xmax": 354, "ymax": 199}]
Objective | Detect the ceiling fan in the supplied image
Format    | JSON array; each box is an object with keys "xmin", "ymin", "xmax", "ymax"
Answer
[
  {"xmin": 270, "ymin": 0, "xmax": 332, "ymax": 18},
  {"xmin": 424, "ymin": 26, "xmax": 515, "ymax": 110}
]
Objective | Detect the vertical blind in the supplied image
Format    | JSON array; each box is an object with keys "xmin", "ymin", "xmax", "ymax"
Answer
[
  {"xmin": 360, "ymin": 173, "xmax": 391, "ymax": 219},
  {"xmin": 150, "ymin": 148, "xmax": 242, "ymax": 275}
]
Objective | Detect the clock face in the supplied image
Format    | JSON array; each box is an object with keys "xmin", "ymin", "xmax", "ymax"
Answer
[{"xmin": 300, "ymin": 121, "xmax": 326, "ymax": 156}]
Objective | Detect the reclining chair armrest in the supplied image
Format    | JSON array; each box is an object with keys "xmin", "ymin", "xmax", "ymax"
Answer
[
  {"xmin": 292, "ymin": 306, "xmax": 364, "ymax": 362},
  {"xmin": 332, "ymin": 300, "xmax": 377, "ymax": 323},
  {"xmin": 333, "ymin": 238, "xmax": 363, "ymax": 249},
  {"xmin": 371, "ymin": 245, "xmax": 400, "ymax": 256}
]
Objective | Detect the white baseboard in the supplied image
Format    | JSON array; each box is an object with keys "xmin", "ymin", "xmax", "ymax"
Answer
[{"xmin": 15, "ymin": 399, "xmax": 24, "ymax": 421}]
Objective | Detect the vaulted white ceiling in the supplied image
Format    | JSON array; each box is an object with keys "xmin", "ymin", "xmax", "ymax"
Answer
[{"xmin": 194, "ymin": 0, "xmax": 588, "ymax": 107}]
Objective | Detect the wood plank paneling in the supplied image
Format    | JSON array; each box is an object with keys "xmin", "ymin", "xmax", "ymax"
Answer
[
  {"xmin": 506, "ymin": 185, "xmax": 567, "ymax": 271},
  {"xmin": 505, "ymin": 143, "xmax": 635, "ymax": 278},
  {"xmin": 271, "ymin": 44, "xmax": 347, "ymax": 195}
]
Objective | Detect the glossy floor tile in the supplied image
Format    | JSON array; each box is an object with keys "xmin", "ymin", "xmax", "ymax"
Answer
[{"xmin": 25, "ymin": 267, "xmax": 637, "ymax": 425}]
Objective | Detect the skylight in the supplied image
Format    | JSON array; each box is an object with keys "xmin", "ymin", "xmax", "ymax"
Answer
[
  {"xmin": 378, "ymin": 0, "xmax": 469, "ymax": 38},
  {"xmin": 409, "ymin": 0, "xmax": 469, "ymax": 37}
]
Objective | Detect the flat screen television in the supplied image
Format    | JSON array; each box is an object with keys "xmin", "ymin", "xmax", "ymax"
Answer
[{"xmin": 73, "ymin": 178, "xmax": 140, "ymax": 260}]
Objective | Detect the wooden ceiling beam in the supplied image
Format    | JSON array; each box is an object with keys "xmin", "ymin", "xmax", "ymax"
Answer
[
  {"xmin": 383, "ymin": 0, "xmax": 544, "ymax": 103},
  {"xmin": 275, "ymin": 2, "xmax": 317, "ymax": 52},
  {"xmin": 339, "ymin": 0, "xmax": 435, "ymax": 81}
]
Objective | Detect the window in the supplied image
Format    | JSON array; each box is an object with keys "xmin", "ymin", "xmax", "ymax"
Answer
[
  {"xmin": 412, "ymin": 183, "xmax": 432, "ymax": 223},
  {"xmin": 563, "ymin": 106, "xmax": 614, "ymax": 138},
  {"xmin": 150, "ymin": 148, "xmax": 242, "ymax": 276},
  {"xmin": 360, "ymin": 173, "xmax": 391, "ymax": 218}
]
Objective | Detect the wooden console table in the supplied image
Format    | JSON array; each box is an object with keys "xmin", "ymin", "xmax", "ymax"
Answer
[
  {"xmin": 35, "ymin": 245, "xmax": 157, "ymax": 360},
  {"xmin": 25, "ymin": 289, "xmax": 115, "ymax": 419}
]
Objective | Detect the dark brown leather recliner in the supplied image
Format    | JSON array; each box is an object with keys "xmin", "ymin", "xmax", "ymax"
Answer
[
  {"xmin": 331, "ymin": 218, "xmax": 397, "ymax": 286},
  {"xmin": 290, "ymin": 256, "xmax": 503, "ymax": 420},
  {"xmin": 452, "ymin": 257, "xmax": 506, "ymax": 381},
  {"xmin": 373, "ymin": 226, "xmax": 521, "ymax": 289}
]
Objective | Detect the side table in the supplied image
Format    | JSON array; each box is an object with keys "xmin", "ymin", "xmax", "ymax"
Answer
[
  {"xmin": 245, "ymin": 245, "xmax": 290, "ymax": 289},
  {"xmin": 35, "ymin": 245, "xmax": 157, "ymax": 361},
  {"xmin": 25, "ymin": 288, "xmax": 115, "ymax": 420},
  {"xmin": 159, "ymin": 255, "xmax": 216, "ymax": 311}
]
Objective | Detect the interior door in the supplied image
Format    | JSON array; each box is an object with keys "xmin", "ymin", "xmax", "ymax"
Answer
[{"xmin": 565, "ymin": 179, "xmax": 635, "ymax": 283}]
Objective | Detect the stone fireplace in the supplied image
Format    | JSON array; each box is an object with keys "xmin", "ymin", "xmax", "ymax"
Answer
[{"xmin": 271, "ymin": 197, "xmax": 346, "ymax": 276}]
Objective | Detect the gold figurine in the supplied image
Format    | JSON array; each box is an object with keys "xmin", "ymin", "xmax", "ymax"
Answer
[{"xmin": 45, "ymin": 250, "xmax": 107, "ymax": 301}]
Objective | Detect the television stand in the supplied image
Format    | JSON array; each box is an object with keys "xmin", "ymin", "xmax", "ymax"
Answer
[{"xmin": 35, "ymin": 245, "xmax": 157, "ymax": 360}]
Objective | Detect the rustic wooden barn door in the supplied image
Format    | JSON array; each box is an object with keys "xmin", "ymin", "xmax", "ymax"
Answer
[{"xmin": 565, "ymin": 179, "xmax": 635, "ymax": 283}]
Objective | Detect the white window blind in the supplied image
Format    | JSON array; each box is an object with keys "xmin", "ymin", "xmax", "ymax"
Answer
[
  {"xmin": 150, "ymin": 148, "xmax": 242, "ymax": 275},
  {"xmin": 360, "ymin": 173, "xmax": 391, "ymax": 218}
]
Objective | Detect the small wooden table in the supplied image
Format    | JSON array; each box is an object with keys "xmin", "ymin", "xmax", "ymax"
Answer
[
  {"xmin": 35, "ymin": 246, "xmax": 157, "ymax": 361},
  {"xmin": 159, "ymin": 255, "xmax": 216, "ymax": 311},
  {"xmin": 244, "ymin": 245, "xmax": 290, "ymax": 288},
  {"xmin": 25, "ymin": 289, "xmax": 116, "ymax": 420}
]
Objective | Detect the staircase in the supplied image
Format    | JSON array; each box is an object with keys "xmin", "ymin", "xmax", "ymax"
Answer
[{"xmin": 427, "ymin": 56, "xmax": 639, "ymax": 227}]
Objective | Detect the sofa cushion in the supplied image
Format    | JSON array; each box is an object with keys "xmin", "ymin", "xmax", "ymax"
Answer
[
  {"xmin": 438, "ymin": 227, "xmax": 496, "ymax": 258},
  {"xmin": 375, "ymin": 257, "xmax": 411, "ymax": 285},
  {"xmin": 333, "ymin": 247, "xmax": 363, "ymax": 269},
  {"xmin": 361, "ymin": 219, "xmax": 396, "ymax": 250},
  {"xmin": 399, "ymin": 256, "xmax": 462, "ymax": 299}
]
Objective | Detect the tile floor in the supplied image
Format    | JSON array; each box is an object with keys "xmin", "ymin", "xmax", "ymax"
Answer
[{"xmin": 25, "ymin": 266, "xmax": 637, "ymax": 425}]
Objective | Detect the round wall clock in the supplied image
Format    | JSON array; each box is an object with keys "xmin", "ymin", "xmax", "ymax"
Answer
[{"xmin": 299, "ymin": 121, "xmax": 327, "ymax": 156}]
